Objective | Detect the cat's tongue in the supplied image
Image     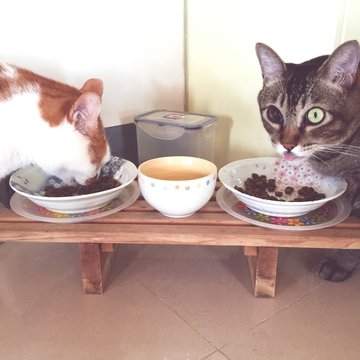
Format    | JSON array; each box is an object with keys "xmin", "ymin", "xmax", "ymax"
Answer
[{"xmin": 283, "ymin": 153, "xmax": 297, "ymax": 161}]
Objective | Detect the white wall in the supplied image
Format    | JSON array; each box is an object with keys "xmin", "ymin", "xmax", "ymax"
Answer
[
  {"xmin": 0, "ymin": 0, "xmax": 185, "ymax": 127},
  {"xmin": 2, "ymin": 0, "xmax": 360, "ymax": 166}
]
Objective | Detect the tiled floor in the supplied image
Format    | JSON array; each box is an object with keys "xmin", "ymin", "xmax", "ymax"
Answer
[{"xmin": 0, "ymin": 242, "xmax": 359, "ymax": 359}]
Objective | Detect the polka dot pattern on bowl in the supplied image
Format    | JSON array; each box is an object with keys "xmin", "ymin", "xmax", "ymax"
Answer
[
  {"xmin": 140, "ymin": 175, "xmax": 216, "ymax": 191},
  {"xmin": 273, "ymin": 159, "xmax": 324, "ymax": 188}
]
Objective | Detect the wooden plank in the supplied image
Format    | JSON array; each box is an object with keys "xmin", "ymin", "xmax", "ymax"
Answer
[
  {"xmin": 1, "ymin": 209, "xmax": 359, "ymax": 228},
  {"xmin": 100, "ymin": 244, "xmax": 118, "ymax": 292},
  {"xmin": 101, "ymin": 243, "xmax": 114, "ymax": 252},
  {"xmin": 247, "ymin": 247, "xmax": 278, "ymax": 298},
  {"xmin": 79, "ymin": 243, "xmax": 103, "ymax": 294},
  {"xmin": 247, "ymin": 255, "xmax": 257, "ymax": 294},
  {"xmin": 1, "ymin": 222, "xmax": 360, "ymax": 249},
  {"xmin": 1, "ymin": 201, "xmax": 224, "ymax": 220},
  {"xmin": 244, "ymin": 246, "xmax": 258, "ymax": 256},
  {"xmin": 79, "ymin": 243, "xmax": 118, "ymax": 294},
  {"xmin": 82, "ymin": 210, "xmax": 241, "ymax": 225},
  {"xmin": 255, "ymin": 247, "xmax": 278, "ymax": 297}
]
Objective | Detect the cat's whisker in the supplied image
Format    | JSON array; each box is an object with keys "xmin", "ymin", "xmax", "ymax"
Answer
[
  {"xmin": 334, "ymin": 144, "xmax": 360, "ymax": 150},
  {"xmin": 310, "ymin": 153, "xmax": 330, "ymax": 167},
  {"xmin": 329, "ymin": 144, "xmax": 360, "ymax": 153},
  {"xmin": 318, "ymin": 148, "xmax": 360, "ymax": 157},
  {"xmin": 317, "ymin": 145, "xmax": 360, "ymax": 158}
]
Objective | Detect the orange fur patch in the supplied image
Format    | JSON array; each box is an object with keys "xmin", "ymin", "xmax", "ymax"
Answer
[
  {"xmin": 15, "ymin": 68, "xmax": 80, "ymax": 127},
  {"xmin": 6, "ymin": 66, "xmax": 108, "ymax": 166},
  {"xmin": 87, "ymin": 118, "xmax": 108, "ymax": 165}
]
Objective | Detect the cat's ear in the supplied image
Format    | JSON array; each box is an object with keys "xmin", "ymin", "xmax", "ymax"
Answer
[
  {"xmin": 70, "ymin": 92, "xmax": 102, "ymax": 135},
  {"xmin": 255, "ymin": 43, "xmax": 287, "ymax": 86},
  {"xmin": 318, "ymin": 40, "xmax": 360, "ymax": 88},
  {"xmin": 80, "ymin": 78, "xmax": 103, "ymax": 98}
]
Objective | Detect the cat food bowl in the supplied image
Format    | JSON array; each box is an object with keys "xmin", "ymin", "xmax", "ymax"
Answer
[
  {"xmin": 218, "ymin": 157, "xmax": 347, "ymax": 217},
  {"xmin": 9, "ymin": 156, "xmax": 138, "ymax": 213},
  {"xmin": 138, "ymin": 156, "xmax": 217, "ymax": 218}
]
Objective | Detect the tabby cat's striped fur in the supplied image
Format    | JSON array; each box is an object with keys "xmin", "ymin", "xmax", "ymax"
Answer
[{"xmin": 256, "ymin": 40, "xmax": 360, "ymax": 281}]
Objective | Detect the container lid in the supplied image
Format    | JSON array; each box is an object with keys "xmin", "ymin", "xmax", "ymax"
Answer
[{"xmin": 134, "ymin": 110, "xmax": 217, "ymax": 129}]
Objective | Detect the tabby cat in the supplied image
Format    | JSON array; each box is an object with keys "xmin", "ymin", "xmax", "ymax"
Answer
[
  {"xmin": 0, "ymin": 64, "xmax": 110, "ymax": 185},
  {"xmin": 255, "ymin": 40, "xmax": 360, "ymax": 281}
]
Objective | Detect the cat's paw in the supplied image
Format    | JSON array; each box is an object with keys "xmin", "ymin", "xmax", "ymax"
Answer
[{"xmin": 315, "ymin": 257, "xmax": 353, "ymax": 282}]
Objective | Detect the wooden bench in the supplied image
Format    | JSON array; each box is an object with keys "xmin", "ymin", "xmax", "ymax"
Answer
[{"xmin": 1, "ymin": 183, "xmax": 360, "ymax": 297}]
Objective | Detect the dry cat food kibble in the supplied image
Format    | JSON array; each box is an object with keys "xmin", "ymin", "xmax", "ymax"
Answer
[
  {"xmin": 234, "ymin": 173, "xmax": 326, "ymax": 202},
  {"xmin": 44, "ymin": 176, "xmax": 121, "ymax": 197}
]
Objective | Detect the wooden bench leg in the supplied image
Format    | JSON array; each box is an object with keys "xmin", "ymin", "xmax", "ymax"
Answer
[
  {"xmin": 79, "ymin": 243, "xmax": 117, "ymax": 294},
  {"xmin": 244, "ymin": 246, "xmax": 278, "ymax": 298}
]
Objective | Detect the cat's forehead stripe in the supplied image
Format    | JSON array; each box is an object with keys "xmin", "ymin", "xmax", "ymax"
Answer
[{"xmin": 279, "ymin": 93, "xmax": 286, "ymax": 107}]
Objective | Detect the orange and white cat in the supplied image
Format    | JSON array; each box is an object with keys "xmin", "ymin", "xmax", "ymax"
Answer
[{"xmin": 0, "ymin": 64, "xmax": 110, "ymax": 185}]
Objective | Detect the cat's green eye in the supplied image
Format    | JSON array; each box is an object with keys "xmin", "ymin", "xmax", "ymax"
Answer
[
  {"xmin": 266, "ymin": 106, "xmax": 283, "ymax": 124},
  {"xmin": 306, "ymin": 108, "xmax": 325, "ymax": 124}
]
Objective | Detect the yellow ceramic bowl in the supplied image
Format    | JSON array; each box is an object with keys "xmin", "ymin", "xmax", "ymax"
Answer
[{"xmin": 138, "ymin": 156, "xmax": 217, "ymax": 218}]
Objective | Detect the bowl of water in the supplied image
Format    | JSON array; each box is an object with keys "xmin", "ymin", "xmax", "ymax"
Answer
[{"xmin": 138, "ymin": 156, "xmax": 217, "ymax": 218}]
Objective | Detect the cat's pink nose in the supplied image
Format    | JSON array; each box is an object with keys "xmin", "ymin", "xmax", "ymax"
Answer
[{"xmin": 283, "ymin": 143, "xmax": 296, "ymax": 152}]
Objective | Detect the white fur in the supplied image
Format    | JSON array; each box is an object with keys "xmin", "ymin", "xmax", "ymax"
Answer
[
  {"xmin": 0, "ymin": 63, "xmax": 16, "ymax": 78},
  {"xmin": 0, "ymin": 91, "xmax": 110, "ymax": 184},
  {"xmin": 274, "ymin": 144, "xmax": 310, "ymax": 164}
]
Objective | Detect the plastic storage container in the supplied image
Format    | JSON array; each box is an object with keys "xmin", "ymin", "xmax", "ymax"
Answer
[{"xmin": 134, "ymin": 110, "xmax": 217, "ymax": 164}]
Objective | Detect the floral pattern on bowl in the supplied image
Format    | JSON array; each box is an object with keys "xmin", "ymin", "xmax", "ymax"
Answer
[
  {"xmin": 10, "ymin": 157, "xmax": 127, "ymax": 196},
  {"xmin": 9, "ymin": 156, "xmax": 138, "ymax": 213},
  {"xmin": 216, "ymin": 186, "xmax": 352, "ymax": 231}
]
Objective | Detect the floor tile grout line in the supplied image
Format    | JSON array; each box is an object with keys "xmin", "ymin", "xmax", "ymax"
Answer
[
  {"xmin": 137, "ymin": 279, "xmax": 220, "ymax": 353},
  {"xmin": 209, "ymin": 282, "xmax": 331, "ymax": 357},
  {"xmin": 136, "ymin": 278, "xmax": 329, "ymax": 359},
  {"xmin": 250, "ymin": 281, "xmax": 330, "ymax": 331},
  {"xmin": 201, "ymin": 349, "xmax": 232, "ymax": 360}
]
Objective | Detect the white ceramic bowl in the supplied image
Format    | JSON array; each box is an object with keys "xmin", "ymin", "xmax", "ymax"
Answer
[
  {"xmin": 9, "ymin": 156, "xmax": 138, "ymax": 213},
  {"xmin": 218, "ymin": 157, "xmax": 347, "ymax": 217},
  {"xmin": 138, "ymin": 156, "xmax": 217, "ymax": 218}
]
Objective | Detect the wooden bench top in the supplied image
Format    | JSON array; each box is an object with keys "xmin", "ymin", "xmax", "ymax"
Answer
[{"xmin": 1, "ymin": 185, "xmax": 360, "ymax": 249}]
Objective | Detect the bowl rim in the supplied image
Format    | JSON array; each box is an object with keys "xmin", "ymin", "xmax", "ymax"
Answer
[
  {"xmin": 138, "ymin": 156, "xmax": 217, "ymax": 182},
  {"xmin": 218, "ymin": 157, "xmax": 348, "ymax": 206},
  {"xmin": 9, "ymin": 158, "xmax": 138, "ymax": 202}
]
